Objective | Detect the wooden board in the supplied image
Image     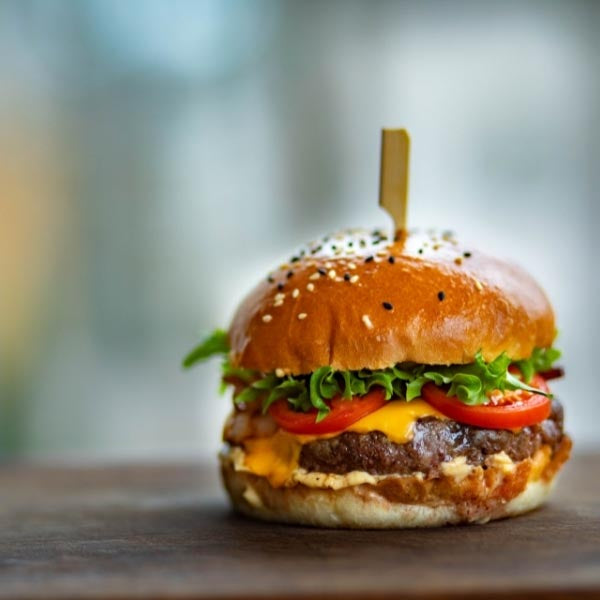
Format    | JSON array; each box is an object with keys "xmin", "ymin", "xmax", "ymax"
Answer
[{"xmin": 0, "ymin": 455, "xmax": 599, "ymax": 599}]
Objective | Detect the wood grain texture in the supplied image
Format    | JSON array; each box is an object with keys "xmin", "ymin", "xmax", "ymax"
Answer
[{"xmin": 0, "ymin": 455, "xmax": 598, "ymax": 599}]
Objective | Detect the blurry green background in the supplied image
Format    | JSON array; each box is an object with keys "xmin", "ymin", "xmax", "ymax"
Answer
[{"xmin": 1, "ymin": 0, "xmax": 598, "ymax": 460}]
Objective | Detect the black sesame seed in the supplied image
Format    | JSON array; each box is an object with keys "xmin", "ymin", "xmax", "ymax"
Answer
[
  {"xmin": 277, "ymin": 283, "xmax": 285, "ymax": 291},
  {"xmin": 318, "ymin": 268, "xmax": 327, "ymax": 276},
  {"xmin": 286, "ymin": 270, "xmax": 294, "ymax": 279},
  {"xmin": 418, "ymin": 248, "xmax": 423, "ymax": 254},
  {"xmin": 348, "ymin": 241, "xmax": 354, "ymax": 248},
  {"xmin": 344, "ymin": 273, "xmax": 351, "ymax": 281},
  {"xmin": 437, "ymin": 291, "xmax": 445, "ymax": 301},
  {"xmin": 382, "ymin": 302, "xmax": 393, "ymax": 311},
  {"xmin": 290, "ymin": 256, "xmax": 300, "ymax": 263},
  {"xmin": 331, "ymin": 245, "xmax": 337, "ymax": 251},
  {"xmin": 365, "ymin": 256, "xmax": 374, "ymax": 263},
  {"xmin": 463, "ymin": 251, "xmax": 472, "ymax": 258},
  {"xmin": 482, "ymin": 464, "xmax": 488, "ymax": 471},
  {"xmin": 388, "ymin": 256, "xmax": 395, "ymax": 264},
  {"xmin": 267, "ymin": 275, "xmax": 275, "ymax": 283},
  {"xmin": 372, "ymin": 239, "xmax": 380, "ymax": 245},
  {"xmin": 359, "ymin": 239, "xmax": 367, "ymax": 247},
  {"xmin": 311, "ymin": 245, "xmax": 322, "ymax": 255},
  {"xmin": 372, "ymin": 229, "xmax": 382, "ymax": 237},
  {"xmin": 299, "ymin": 249, "xmax": 306, "ymax": 257}
]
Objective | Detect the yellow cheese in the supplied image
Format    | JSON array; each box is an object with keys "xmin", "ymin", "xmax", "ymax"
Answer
[
  {"xmin": 241, "ymin": 400, "xmax": 446, "ymax": 487},
  {"xmin": 243, "ymin": 431, "xmax": 302, "ymax": 487},
  {"xmin": 347, "ymin": 399, "xmax": 445, "ymax": 443}
]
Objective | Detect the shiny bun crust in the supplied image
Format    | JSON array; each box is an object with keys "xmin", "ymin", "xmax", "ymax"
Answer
[
  {"xmin": 228, "ymin": 230, "xmax": 555, "ymax": 374},
  {"xmin": 221, "ymin": 438, "xmax": 571, "ymax": 529}
]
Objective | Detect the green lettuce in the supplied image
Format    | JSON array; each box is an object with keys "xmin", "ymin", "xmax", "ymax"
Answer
[{"xmin": 183, "ymin": 330, "xmax": 560, "ymax": 420}]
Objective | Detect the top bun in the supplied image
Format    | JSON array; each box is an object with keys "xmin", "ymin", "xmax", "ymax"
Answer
[{"xmin": 228, "ymin": 229, "xmax": 555, "ymax": 375}]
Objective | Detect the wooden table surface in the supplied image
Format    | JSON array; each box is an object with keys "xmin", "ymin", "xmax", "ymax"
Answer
[{"xmin": 1, "ymin": 454, "xmax": 599, "ymax": 600}]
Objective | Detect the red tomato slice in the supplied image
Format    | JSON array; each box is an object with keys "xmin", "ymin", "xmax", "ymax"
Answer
[
  {"xmin": 421, "ymin": 374, "xmax": 552, "ymax": 429},
  {"xmin": 268, "ymin": 388, "xmax": 386, "ymax": 435}
]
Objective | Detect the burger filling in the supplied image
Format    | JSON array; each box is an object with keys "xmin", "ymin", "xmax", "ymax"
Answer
[{"xmin": 185, "ymin": 331, "xmax": 566, "ymax": 487}]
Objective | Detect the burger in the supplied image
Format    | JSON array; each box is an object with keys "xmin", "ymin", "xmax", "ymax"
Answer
[{"xmin": 184, "ymin": 228, "xmax": 571, "ymax": 528}]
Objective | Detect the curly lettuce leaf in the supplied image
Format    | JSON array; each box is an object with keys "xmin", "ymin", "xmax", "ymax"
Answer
[
  {"xmin": 182, "ymin": 329, "xmax": 229, "ymax": 368},
  {"xmin": 183, "ymin": 330, "xmax": 561, "ymax": 420}
]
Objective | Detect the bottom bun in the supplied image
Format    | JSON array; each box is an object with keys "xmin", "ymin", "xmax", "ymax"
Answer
[{"xmin": 220, "ymin": 437, "xmax": 571, "ymax": 529}]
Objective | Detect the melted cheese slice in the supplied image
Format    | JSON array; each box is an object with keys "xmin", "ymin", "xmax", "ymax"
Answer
[{"xmin": 241, "ymin": 400, "xmax": 446, "ymax": 487}]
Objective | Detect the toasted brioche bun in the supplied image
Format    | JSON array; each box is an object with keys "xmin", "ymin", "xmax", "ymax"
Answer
[
  {"xmin": 221, "ymin": 436, "xmax": 571, "ymax": 529},
  {"xmin": 229, "ymin": 230, "xmax": 555, "ymax": 375}
]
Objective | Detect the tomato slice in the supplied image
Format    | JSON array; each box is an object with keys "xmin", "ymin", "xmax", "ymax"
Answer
[
  {"xmin": 268, "ymin": 388, "xmax": 386, "ymax": 435},
  {"xmin": 421, "ymin": 374, "xmax": 552, "ymax": 429}
]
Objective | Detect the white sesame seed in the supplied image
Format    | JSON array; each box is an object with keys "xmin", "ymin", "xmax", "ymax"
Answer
[
  {"xmin": 262, "ymin": 314, "xmax": 273, "ymax": 323},
  {"xmin": 350, "ymin": 275, "xmax": 359, "ymax": 284},
  {"xmin": 376, "ymin": 250, "xmax": 388, "ymax": 257},
  {"xmin": 275, "ymin": 368, "xmax": 285, "ymax": 378},
  {"xmin": 275, "ymin": 292, "xmax": 285, "ymax": 301},
  {"xmin": 334, "ymin": 248, "xmax": 343, "ymax": 255},
  {"xmin": 325, "ymin": 262, "xmax": 333, "ymax": 269},
  {"xmin": 273, "ymin": 299, "xmax": 283, "ymax": 307},
  {"xmin": 347, "ymin": 262, "xmax": 356, "ymax": 270},
  {"xmin": 306, "ymin": 283, "xmax": 315, "ymax": 292},
  {"xmin": 309, "ymin": 272, "xmax": 320, "ymax": 281},
  {"xmin": 328, "ymin": 269, "xmax": 336, "ymax": 279},
  {"xmin": 474, "ymin": 278, "xmax": 484, "ymax": 291},
  {"xmin": 298, "ymin": 313, "xmax": 307, "ymax": 320},
  {"xmin": 362, "ymin": 314, "xmax": 373, "ymax": 329},
  {"xmin": 292, "ymin": 288, "xmax": 300, "ymax": 298}
]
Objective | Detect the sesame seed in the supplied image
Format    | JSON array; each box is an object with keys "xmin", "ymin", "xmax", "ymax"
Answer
[
  {"xmin": 344, "ymin": 273, "xmax": 351, "ymax": 281},
  {"xmin": 362, "ymin": 314, "xmax": 373, "ymax": 329},
  {"xmin": 292, "ymin": 288, "xmax": 300, "ymax": 298},
  {"xmin": 347, "ymin": 262, "xmax": 356, "ymax": 270},
  {"xmin": 474, "ymin": 278, "xmax": 484, "ymax": 291},
  {"xmin": 275, "ymin": 292, "xmax": 285, "ymax": 301},
  {"xmin": 262, "ymin": 314, "xmax": 273, "ymax": 323},
  {"xmin": 309, "ymin": 272, "xmax": 320, "ymax": 281},
  {"xmin": 290, "ymin": 256, "xmax": 300, "ymax": 263},
  {"xmin": 318, "ymin": 268, "xmax": 327, "ymax": 276},
  {"xmin": 418, "ymin": 249, "xmax": 423, "ymax": 254},
  {"xmin": 331, "ymin": 245, "xmax": 337, "ymax": 251},
  {"xmin": 325, "ymin": 262, "xmax": 333, "ymax": 269},
  {"xmin": 382, "ymin": 302, "xmax": 393, "ymax": 311},
  {"xmin": 328, "ymin": 269, "xmax": 336, "ymax": 279},
  {"xmin": 275, "ymin": 368, "xmax": 285, "ymax": 378},
  {"xmin": 388, "ymin": 256, "xmax": 395, "ymax": 264},
  {"xmin": 350, "ymin": 274, "xmax": 359, "ymax": 284},
  {"xmin": 267, "ymin": 275, "xmax": 275, "ymax": 283},
  {"xmin": 277, "ymin": 283, "xmax": 284, "ymax": 291},
  {"xmin": 437, "ymin": 291, "xmax": 445, "ymax": 301},
  {"xmin": 433, "ymin": 244, "xmax": 441, "ymax": 250},
  {"xmin": 306, "ymin": 283, "xmax": 315, "ymax": 292},
  {"xmin": 287, "ymin": 270, "xmax": 294, "ymax": 279},
  {"xmin": 454, "ymin": 257, "xmax": 463, "ymax": 265},
  {"xmin": 311, "ymin": 245, "xmax": 322, "ymax": 255},
  {"xmin": 273, "ymin": 300, "xmax": 283, "ymax": 307},
  {"xmin": 359, "ymin": 239, "xmax": 367, "ymax": 247},
  {"xmin": 463, "ymin": 251, "xmax": 472, "ymax": 258},
  {"xmin": 298, "ymin": 313, "xmax": 307, "ymax": 320},
  {"xmin": 334, "ymin": 248, "xmax": 343, "ymax": 255},
  {"xmin": 376, "ymin": 250, "xmax": 388, "ymax": 257},
  {"xmin": 365, "ymin": 256, "xmax": 374, "ymax": 263}
]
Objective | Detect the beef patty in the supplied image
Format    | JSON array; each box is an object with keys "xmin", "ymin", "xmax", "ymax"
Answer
[{"xmin": 299, "ymin": 399, "xmax": 565, "ymax": 477}]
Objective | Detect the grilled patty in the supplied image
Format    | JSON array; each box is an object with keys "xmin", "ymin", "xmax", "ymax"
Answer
[{"xmin": 299, "ymin": 400, "xmax": 565, "ymax": 477}]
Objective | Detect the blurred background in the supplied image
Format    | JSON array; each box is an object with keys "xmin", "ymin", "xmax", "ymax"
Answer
[{"xmin": 0, "ymin": 0, "xmax": 598, "ymax": 460}]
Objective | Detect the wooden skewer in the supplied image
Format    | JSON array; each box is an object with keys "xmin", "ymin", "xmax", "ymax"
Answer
[{"xmin": 379, "ymin": 128, "xmax": 411, "ymax": 237}]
